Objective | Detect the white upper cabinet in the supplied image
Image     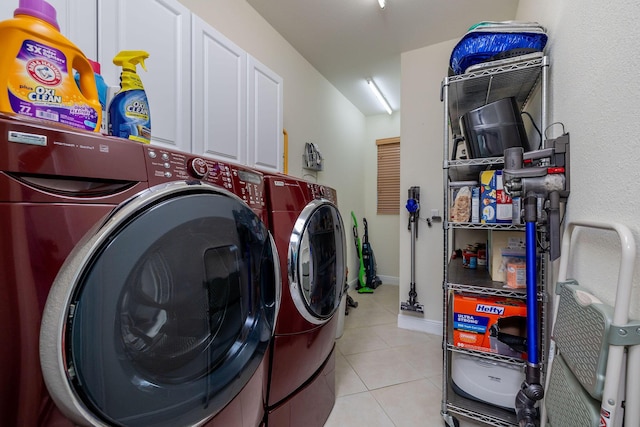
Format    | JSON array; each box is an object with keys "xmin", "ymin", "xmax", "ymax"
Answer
[
  {"xmin": 192, "ymin": 16, "xmax": 283, "ymax": 172},
  {"xmin": 247, "ymin": 55, "xmax": 283, "ymax": 173},
  {"xmin": 98, "ymin": 0, "xmax": 191, "ymax": 152},
  {"xmin": 191, "ymin": 15, "xmax": 247, "ymax": 164},
  {"xmin": 1, "ymin": 0, "xmax": 284, "ymax": 169},
  {"xmin": 0, "ymin": 0, "xmax": 97, "ymax": 60}
]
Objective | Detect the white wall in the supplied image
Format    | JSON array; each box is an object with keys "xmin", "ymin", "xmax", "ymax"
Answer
[
  {"xmin": 399, "ymin": 39, "xmax": 456, "ymax": 332},
  {"xmin": 362, "ymin": 113, "xmax": 401, "ymax": 284},
  {"xmin": 178, "ymin": 0, "xmax": 367, "ymax": 284},
  {"xmin": 516, "ymin": 0, "xmax": 640, "ymax": 317}
]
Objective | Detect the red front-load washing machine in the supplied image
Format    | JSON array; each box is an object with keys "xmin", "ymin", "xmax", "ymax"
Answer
[
  {"xmin": 0, "ymin": 114, "xmax": 280, "ymax": 427},
  {"xmin": 263, "ymin": 175, "xmax": 346, "ymax": 427}
]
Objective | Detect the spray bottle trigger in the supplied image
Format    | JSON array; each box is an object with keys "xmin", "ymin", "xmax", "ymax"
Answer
[{"xmin": 113, "ymin": 50, "xmax": 149, "ymax": 72}]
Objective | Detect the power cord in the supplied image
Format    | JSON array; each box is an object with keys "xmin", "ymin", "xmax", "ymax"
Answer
[
  {"xmin": 521, "ymin": 111, "xmax": 543, "ymax": 149},
  {"xmin": 544, "ymin": 122, "xmax": 566, "ymax": 140}
]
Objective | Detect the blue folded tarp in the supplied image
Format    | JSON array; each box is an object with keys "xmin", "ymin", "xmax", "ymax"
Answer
[{"xmin": 450, "ymin": 21, "xmax": 548, "ymax": 75}]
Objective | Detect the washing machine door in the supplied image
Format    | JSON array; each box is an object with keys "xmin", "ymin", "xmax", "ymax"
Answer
[
  {"xmin": 288, "ymin": 199, "xmax": 346, "ymax": 324},
  {"xmin": 40, "ymin": 181, "xmax": 280, "ymax": 427}
]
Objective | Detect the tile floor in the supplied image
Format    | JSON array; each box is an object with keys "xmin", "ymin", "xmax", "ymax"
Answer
[{"xmin": 325, "ymin": 284, "xmax": 483, "ymax": 427}]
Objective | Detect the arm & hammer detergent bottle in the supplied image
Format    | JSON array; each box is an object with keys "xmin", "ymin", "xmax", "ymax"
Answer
[{"xmin": 0, "ymin": 0, "xmax": 101, "ymax": 131}]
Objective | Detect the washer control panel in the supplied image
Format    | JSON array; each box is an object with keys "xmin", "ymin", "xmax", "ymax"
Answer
[
  {"xmin": 144, "ymin": 147, "xmax": 266, "ymax": 210},
  {"xmin": 306, "ymin": 182, "xmax": 337, "ymax": 204}
]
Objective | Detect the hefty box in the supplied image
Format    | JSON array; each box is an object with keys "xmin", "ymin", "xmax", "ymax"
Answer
[
  {"xmin": 480, "ymin": 170, "xmax": 512, "ymax": 223},
  {"xmin": 453, "ymin": 293, "xmax": 527, "ymax": 358}
]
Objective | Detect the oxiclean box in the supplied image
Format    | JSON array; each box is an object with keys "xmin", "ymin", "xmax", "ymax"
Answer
[{"xmin": 480, "ymin": 170, "xmax": 512, "ymax": 223}]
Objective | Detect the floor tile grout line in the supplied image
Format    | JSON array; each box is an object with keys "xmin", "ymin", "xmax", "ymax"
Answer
[{"xmin": 334, "ymin": 284, "xmax": 452, "ymax": 426}]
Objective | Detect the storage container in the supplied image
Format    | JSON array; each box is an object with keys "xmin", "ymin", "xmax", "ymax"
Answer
[
  {"xmin": 451, "ymin": 352, "xmax": 525, "ymax": 410},
  {"xmin": 460, "ymin": 97, "xmax": 528, "ymax": 159}
]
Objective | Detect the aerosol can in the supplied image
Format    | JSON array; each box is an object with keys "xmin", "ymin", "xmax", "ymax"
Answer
[{"xmin": 108, "ymin": 50, "xmax": 151, "ymax": 143}]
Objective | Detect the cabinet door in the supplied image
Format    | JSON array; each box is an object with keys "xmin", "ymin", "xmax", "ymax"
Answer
[
  {"xmin": 98, "ymin": 0, "xmax": 191, "ymax": 152},
  {"xmin": 191, "ymin": 15, "xmax": 246, "ymax": 164},
  {"xmin": 0, "ymin": 0, "xmax": 97, "ymax": 60},
  {"xmin": 247, "ymin": 55, "xmax": 283, "ymax": 172}
]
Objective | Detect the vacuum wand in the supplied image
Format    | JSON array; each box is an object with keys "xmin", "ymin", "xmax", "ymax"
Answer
[
  {"xmin": 514, "ymin": 197, "xmax": 545, "ymax": 427},
  {"xmin": 401, "ymin": 186, "xmax": 424, "ymax": 313}
]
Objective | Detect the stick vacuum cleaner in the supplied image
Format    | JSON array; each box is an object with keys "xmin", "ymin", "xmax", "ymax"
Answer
[
  {"xmin": 352, "ymin": 211, "xmax": 374, "ymax": 294},
  {"xmin": 401, "ymin": 186, "xmax": 424, "ymax": 313},
  {"xmin": 503, "ymin": 134, "xmax": 569, "ymax": 427}
]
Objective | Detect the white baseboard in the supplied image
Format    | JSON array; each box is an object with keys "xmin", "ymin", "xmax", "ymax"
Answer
[
  {"xmin": 346, "ymin": 276, "xmax": 399, "ymax": 289},
  {"xmin": 378, "ymin": 275, "xmax": 399, "ymax": 285},
  {"xmin": 345, "ymin": 277, "xmax": 441, "ymax": 337},
  {"xmin": 397, "ymin": 313, "xmax": 442, "ymax": 337}
]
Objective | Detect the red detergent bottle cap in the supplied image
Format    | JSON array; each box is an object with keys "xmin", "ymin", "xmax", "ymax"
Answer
[
  {"xmin": 14, "ymin": 0, "xmax": 60, "ymax": 30},
  {"xmin": 88, "ymin": 59, "xmax": 101, "ymax": 74}
]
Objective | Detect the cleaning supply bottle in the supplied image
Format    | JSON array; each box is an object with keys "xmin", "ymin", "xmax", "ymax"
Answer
[
  {"xmin": 0, "ymin": 0, "xmax": 101, "ymax": 131},
  {"xmin": 108, "ymin": 50, "xmax": 151, "ymax": 144},
  {"xmin": 76, "ymin": 59, "xmax": 108, "ymax": 133}
]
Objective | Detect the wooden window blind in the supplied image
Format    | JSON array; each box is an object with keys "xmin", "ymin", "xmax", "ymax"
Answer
[{"xmin": 376, "ymin": 137, "xmax": 400, "ymax": 214}]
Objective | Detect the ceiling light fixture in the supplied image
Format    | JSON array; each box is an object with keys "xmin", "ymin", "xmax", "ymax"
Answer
[
  {"xmin": 378, "ymin": 0, "xmax": 386, "ymax": 9},
  {"xmin": 367, "ymin": 78, "xmax": 392, "ymax": 115}
]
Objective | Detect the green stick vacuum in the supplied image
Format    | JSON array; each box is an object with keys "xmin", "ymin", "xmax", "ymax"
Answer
[{"xmin": 351, "ymin": 212, "xmax": 373, "ymax": 294}]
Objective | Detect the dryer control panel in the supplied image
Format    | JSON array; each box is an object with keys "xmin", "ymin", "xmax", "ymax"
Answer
[{"xmin": 143, "ymin": 146, "xmax": 266, "ymax": 211}]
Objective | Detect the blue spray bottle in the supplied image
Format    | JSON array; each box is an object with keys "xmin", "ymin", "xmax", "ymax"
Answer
[{"xmin": 108, "ymin": 50, "xmax": 151, "ymax": 143}]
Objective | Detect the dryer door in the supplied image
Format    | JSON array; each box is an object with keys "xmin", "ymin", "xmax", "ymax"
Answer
[
  {"xmin": 40, "ymin": 181, "xmax": 280, "ymax": 427},
  {"xmin": 288, "ymin": 200, "xmax": 346, "ymax": 324}
]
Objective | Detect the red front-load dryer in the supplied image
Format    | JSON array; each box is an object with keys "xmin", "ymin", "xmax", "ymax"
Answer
[
  {"xmin": 263, "ymin": 175, "xmax": 346, "ymax": 427},
  {"xmin": 0, "ymin": 114, "xmax": 280, "ymax": 427}
]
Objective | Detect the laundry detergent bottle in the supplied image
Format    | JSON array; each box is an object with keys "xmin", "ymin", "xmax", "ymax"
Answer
[
  {"xmin": 0, "ymin": 0, "xmax": 101, "ymax": 131},
  {"xmin": 76, "ymin": 59, "xmax": 108, "ymax": 133},
  {"xmin": 108, "ymin": 50, "xmax": 151, "ymax": 144}
]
